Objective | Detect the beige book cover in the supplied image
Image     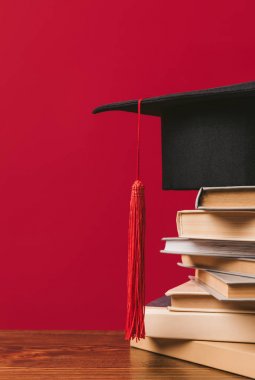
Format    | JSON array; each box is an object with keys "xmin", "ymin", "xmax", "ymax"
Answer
[
  {"xmin": 166, "ymin": 280, "xmax": 255, "ymax": 313},
  {"xmin": 177, "ymin": 210, "xmax": 255, "ymax": 240},
  {"xmin": 145, "ymin": 304, "xmax": 255, "ymax": 343},
  {"xmin": 181, "ymin": 254, "xmax": 255, "ymax": 277},
  {"xmin": 196, "ymin": 269, "xmax": 255, "ymax": 299},
  {"xmin": 131, "ymin": 337, "xmax": 255, "ymax": 379},
  {"xmin": 196, "ymin": 186, "xmax": 255, "ymax": 210}
]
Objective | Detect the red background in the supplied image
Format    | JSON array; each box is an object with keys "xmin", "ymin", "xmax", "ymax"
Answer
[{"xmin": 0, "ymin": 0, "xmax": 255, "ymax": 329}]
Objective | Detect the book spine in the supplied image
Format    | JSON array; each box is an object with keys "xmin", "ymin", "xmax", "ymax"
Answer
[
  {"xmin": 176, "ymin": 212, "xmax": 182, "ymax": 236},
  {"xmin": 195, "ymin": 187, "xmax": 203, "ymax": 209}
]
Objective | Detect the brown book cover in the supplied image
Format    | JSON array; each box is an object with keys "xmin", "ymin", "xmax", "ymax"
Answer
[{"xmin": 131, "ymin": 337, "xmax": 255, "ymax": 378}]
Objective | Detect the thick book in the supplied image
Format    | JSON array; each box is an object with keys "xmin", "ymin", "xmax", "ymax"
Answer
[
  {"xmin": 180, "ymin": 254, "xmax": 255, "ymax": 277},
  {"xmin": 177, "ymin": 210, "xmax": 255, "ymax": 240},
  {"xmin": 196, "ymin": 186, "xmax": 255, "ymax": 210},
  {"xmin": 195, "ymin": 269, "xmax": 255, "ymax": 300},
  {"xmin": 166, "ymin": 280, "xmax": 255, "ymax": 313},
  {"xmin": 144, "ymin": 297, "xmax": 255, "ymax": 343},
  {"xmin": 161, "ymin": 237, "xmax": 255, "ymax": 258},
  {"xmin": 131, "ymin": 337, "xmax": 255, "ymax": 379}
]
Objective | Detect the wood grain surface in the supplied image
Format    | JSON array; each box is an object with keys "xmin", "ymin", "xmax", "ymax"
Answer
[{"xmin": 0, "ymin": 330, "xmax": 248, "ymax": 379}]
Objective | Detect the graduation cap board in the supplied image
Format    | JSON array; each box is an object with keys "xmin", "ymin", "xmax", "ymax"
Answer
[
  {"xmin": 93, "ymin": 81, "xmax": 255, "ymax": 190},
  {"xmin": 93, "ymin": 81, "xmax": 255, "ymax": 340}
]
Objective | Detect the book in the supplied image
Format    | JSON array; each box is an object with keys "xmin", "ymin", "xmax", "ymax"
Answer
[
  {"xmin": 195, "ymin": 269, "xmax": 255, "ymax": 300},
  {"xmin": 144, "ymin": 297, "xmax": 255, "ymax": 342},
  {"xmin": 196, "ymin": 186, "xmax": 255, "ymax": 210},
  {"xmin": 166, "ymin": 280, "xmax": 255, "ymax": 313},
  {"xmin": 131, "ymin": 337, "xmax": 255, "ymax": 379},
  {"xmin": 180, "ymin": 254, "xmax": 255, "ymax": 277},
  {"xmin": 177, "ymin": 210, "xmax": 255, "ymax": 240},
  {"xmin": 161, "ymin": 237, "xmax": 255, "ymax": 258}
]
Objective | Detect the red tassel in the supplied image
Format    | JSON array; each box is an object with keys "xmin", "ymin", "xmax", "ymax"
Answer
[
  {"xmin": 125, "ymin": 99, "xmax": 145, "ymax": 340},
  {"xmin": 125, "ymin": 179, "xmax": 145, "ymax": 340}
]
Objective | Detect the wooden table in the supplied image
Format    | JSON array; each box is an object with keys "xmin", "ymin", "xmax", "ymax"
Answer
[{"xmin": 0, "ymin": 330, "xmax": 248, "ymax": 379}]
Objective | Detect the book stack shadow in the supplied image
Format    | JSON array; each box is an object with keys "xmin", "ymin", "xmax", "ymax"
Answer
[{"xmin": 131, "ymin": 186, "xmax": 255, "ymax": 379}]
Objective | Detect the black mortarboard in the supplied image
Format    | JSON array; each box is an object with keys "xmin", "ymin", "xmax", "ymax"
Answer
[{"xmin": 93, "ymin": 81, "xmax": 255, "ymax": 190}]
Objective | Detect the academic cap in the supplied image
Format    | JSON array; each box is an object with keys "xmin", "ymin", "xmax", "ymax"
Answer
[{"xmin": 93, "ymin": 81, "xmax": 255, "ymax": 190}]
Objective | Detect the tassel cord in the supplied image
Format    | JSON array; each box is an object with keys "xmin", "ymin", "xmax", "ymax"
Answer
[{"xmin": 136, "ymin": 99, "xmax": 142, "ymax": 179}]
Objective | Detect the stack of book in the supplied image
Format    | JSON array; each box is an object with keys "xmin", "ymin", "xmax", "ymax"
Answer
[{"xmin": 131, "ymin": 186, "xmax": 255, "ymax": 379}]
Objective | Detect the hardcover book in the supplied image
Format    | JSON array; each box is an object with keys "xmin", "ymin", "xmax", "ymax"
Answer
[
  {"xmin": 166, "ymin": 280, "xmax": 255, "ymax": 313},
  {"xmin": 161, "ymin": 237, "xmax": 255, "ymax": 257},
  {"xmin": 131, "ymin": 337, "xmax": 255, "ymax": 378},
  {"xmin": 196, "ymin": 186, "xmax": 255, "ymax": 210},
  {"xmin": 144, "ymin": 297, "xmax": 255, "ymax": 343},
  {"xmin": 177, "ymin": 210, "xmax": 255, "ymax": 240},
  {"xmin": 195, "ymin": 269, "xmax": 255, "ymax": 300},
  {"xmin": 180, "ymin": 254, "xmax": 255, "ymax": 277}
]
